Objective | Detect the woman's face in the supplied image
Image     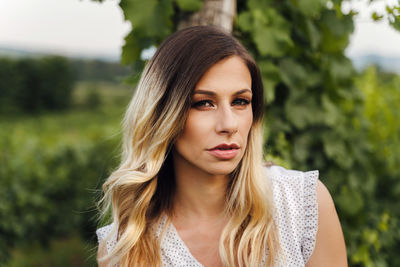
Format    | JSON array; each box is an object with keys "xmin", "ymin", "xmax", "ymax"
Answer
[{"xmin": 173, "ymin": 56, "xmax": 253, "ymax": 176}]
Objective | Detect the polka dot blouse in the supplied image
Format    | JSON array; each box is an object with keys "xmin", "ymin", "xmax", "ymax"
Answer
[{"xmin": 96, "ymin": 165, "xmax": 319, "ymax": 266}]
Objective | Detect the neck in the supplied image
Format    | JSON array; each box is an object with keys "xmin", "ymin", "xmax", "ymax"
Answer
[{"xmin": 172, "ymin": 151, "xmax": 229, "ymax": 219}]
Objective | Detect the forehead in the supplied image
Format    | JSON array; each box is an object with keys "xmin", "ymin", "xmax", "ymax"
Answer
[{"xmin": 194, "ymin": 56, "xmax": 252, "ymax": 94}]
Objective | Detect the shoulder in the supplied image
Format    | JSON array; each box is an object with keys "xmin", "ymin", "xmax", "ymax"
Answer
[
  {"xmin": 96, "ymin": 224, "xmax": 114, "ymax": 241},
  {"xmin": 264, "ymin": 165, "xmax": 319, "ymax": 264},
  {"xmin": 266, "ymin": 164, "xmax": 319, "ymax": 182},
  {"xmin": 264, "ymin": 165, "xmax": 347, "ymax": 266},
  {"xmin": 96, "ymin": 223, "xmax": 117, "ymax": 254},
  {"xmin": 265, "ymin": 165, "xmax": 319, "ymax": 202},
  {"xmin": 306, "ymin": 181, "xmax": 347, "ymax": 266}
]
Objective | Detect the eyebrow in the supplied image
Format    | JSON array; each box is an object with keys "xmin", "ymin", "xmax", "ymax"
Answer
[{"xmin": 194, "ymin": 89, "xmax": 252, "ymax": 96}]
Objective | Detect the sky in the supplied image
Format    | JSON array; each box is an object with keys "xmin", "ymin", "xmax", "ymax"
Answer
[
  {"xmin": 345, "ymin": 0, "xmax": 400, "ymax": 57},
  {"xmin": 0, "ymin": 0, "xmax": 400, "ymax": 60},
  {"xmin": 0, "ymin": 0, "xmax": 131, "ymax": 59}
]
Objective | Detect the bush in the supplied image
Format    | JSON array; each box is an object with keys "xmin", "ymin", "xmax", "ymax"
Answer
[
  {"xmin": 0, "ymin": 109, "xmax": 123, "ymax": 264},
  {"xmin": 0, "ymin": 56, "xmax": 75, "ymax": 114},
  {"xmin": 7, "ymin": 234, "xmax": 97, "ymax": 267}
]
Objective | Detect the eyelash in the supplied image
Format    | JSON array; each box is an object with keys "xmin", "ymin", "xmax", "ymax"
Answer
[{"xmin": 192, "ymin": 98, "xmax": 251, "ymax": 108}]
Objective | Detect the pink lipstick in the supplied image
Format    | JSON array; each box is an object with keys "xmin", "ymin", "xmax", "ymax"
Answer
[{"xmin": 207, "ymin": 143, "xmax": 240, "ymax": 160}]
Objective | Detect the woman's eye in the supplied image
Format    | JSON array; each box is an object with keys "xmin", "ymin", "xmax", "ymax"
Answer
[
  {"xmin": 192, "ymin": 100, "xmax": 214, "ymax": 108},
  {"xmin": 232, "ymin": 98, "xmax": 250, "ymax": 106}
]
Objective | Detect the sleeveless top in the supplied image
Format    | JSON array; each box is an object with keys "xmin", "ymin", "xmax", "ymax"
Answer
[{"xmin": 96, "ymin": 165, "xmax": 319, "ymax": 266}]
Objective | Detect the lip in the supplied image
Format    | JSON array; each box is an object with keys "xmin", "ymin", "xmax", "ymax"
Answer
[
  {"xmin": 209, "ymin": 143, "xmax": 240, "ymax": 150},
  {"xmin": 207, "ymin": 143, "xmax": 240, "ymax": 160}
]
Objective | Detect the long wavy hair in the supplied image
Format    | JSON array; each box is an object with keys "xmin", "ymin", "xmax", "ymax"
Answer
[{"xmin": 99, "ymin": 26, "xmax": 278, "ymax": 266}]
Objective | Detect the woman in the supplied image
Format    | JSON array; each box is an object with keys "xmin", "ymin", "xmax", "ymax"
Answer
[{"xmin": 97, "ymin": 26, "xmax": 347, "ymax": 267}]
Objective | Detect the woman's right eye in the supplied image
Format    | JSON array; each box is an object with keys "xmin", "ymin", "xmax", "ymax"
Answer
[{"xmin": 192, "ymin": 100, "xmax": 213, "ymax": 108}]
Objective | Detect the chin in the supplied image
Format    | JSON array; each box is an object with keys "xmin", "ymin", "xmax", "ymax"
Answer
[{"xmin": 203, "ymin": 161, "xmax": 240, "ymax": 176}]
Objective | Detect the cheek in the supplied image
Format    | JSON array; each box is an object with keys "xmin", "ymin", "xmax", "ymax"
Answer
[
  {"xmin": 238, "ymin": 111, "xmax": 253, "ymax": 152},
  {"xmin": 176, "ymin": 112, "xmax": 209, "ymax": 149},
  {"xmin": 241, "ymin": 110, "xmax": 253, "ymax": 137}
]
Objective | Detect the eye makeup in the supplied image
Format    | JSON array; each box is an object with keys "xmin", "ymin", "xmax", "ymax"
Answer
[{"xmin": 191, "ymin": 96, "xmax": 251, "ymax": 110}]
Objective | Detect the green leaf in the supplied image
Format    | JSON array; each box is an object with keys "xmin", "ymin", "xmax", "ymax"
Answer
[
  {"xmin": 336, "ymin": 185, "xmax": 364, "ymax": 216},
  {"xmin": 329, "ymin": 56, "xmax": 354, "ymax": 80},
  {"xmin": 362, "ymin": 229, "xmax": 379, "ymax": 248},
  {"xmin": 252, "ymin": 8, "xmax": 269, "ymax": 26},
  {"xmin": 119, "ymin": 0, "xmax": 173, "ymax": 64},
  {"xmin": 297, "ymin": 0, "xmax": 324, "ymax": 18},
  {"xmin": 320, "ymin": 10, "xmax": 354, "ymax": 53},
  {"xmin": 120, "ymin": 0, "xmax": 173, "ymax": 37},
  {"xmin": 385, "ymin": 6, "xmax": 394, "ymax": 15},
  {"xmin": 293, "ymin": 134, "xmax": 314, "ymax": 162},
  {"xmin": 253, "ymin": 27, "xmax": 283, "ymax": 56},
  {"xmin": 248, "ymin": 0, "xmax": 271, "ymax": 11},
  {"xmin": 390, "ymin": 19, "xmax": 400, "ymax": 31},
  {"xmin": 322, "ymin": 131, "xmax": 353, "ymax": 168},
  {"xmin": 284, "ymin": 96, "xmax": 321, "ymax": 129},
  {"xmin": 237, "ymin": 11, "xmax": 253, "ymax": 32},
  {"xmin": 120, "ymin": 0, "xmax": 157, "ymax": 27},
  {"xmin": 305, "ymin": 19, "xmax": 321, "ymax": 50},
  {"xmin": 284, "ymin": 102, "xmax": 309, "ymax": 129},
  {"xmin": 278, "ymin": 58, "xmax": 307, "ymax": 91},
  {"xmin": 321, "ymin": 95, "xmax": 341, "ymax": 126},
  {"xmin": 121, "ymin": 32, "xmax": 157, "ymax": 65},
  {"xmin": 259, "ymin": 61, "xmax": 280, "ymax": 103},
  {"xmin": 351, "ymin": 244, "xmax": 371, "ymax": 265},
  {"xmin": 372, "ymin": 12, "xmax": 384, "ymax": 21},
  {"xmin": 378, "ymin": 212, "xmax": 390, "ymax": 232},
  {"xmin": 243, "ymin": 8, "xmax": 292, "ymax": 57},
  {"xmin": 150, "ymin": 0, "xmax": 174, "ymax": 37},
  {"xmin": 121, "ymin": 31, "xmax": 142, "ymax": 64},
  {"xmin": 175, "ymin": 0, "xmax": 203, "ymax": 12}
]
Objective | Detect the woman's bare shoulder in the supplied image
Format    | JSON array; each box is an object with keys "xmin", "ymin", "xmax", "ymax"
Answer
[{"xmin": 306, "ymin": 180, "xmax": 347, "ymax": 267}]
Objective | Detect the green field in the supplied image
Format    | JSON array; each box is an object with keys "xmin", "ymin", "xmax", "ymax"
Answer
[{"xmin": 0, "ymin": 81, "xmax": 132, "ymax": 266}]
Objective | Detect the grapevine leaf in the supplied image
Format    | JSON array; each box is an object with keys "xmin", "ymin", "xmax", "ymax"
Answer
[
  {"xmin": 372, "ymin": 12, "xmax": 384, "ymax": 21},
  {"xmin": 237, "ymin": 11, "xmax": 253, "ymax": 32},
  {"xmin": 175, "ymin": 0, "xmax": 203, "ymax": 12},
  {"xmin": 305, "ymin": 19, "xmax": 321, "ymax": 50},
  {"xmin": 297, "ymin": 0, "xmax": 324, "ymax": 18},
  {"xmin": 278, "ymin": 58, "xmax": 307, "ymax": 91}
]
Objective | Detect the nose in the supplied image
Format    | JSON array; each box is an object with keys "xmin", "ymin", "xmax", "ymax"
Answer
[{"xmin": 215, "ymin": 104, "xmax": 238, "ymax": 135}]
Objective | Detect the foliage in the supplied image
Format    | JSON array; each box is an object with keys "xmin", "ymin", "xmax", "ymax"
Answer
[
  {"xmin": 0, "ymin": 84, "xmax": 131, "ymax": 264},
  {"xmin": 7, "ymin": 234, "xmax": 97, "ymax": 267},
  {"xmin": 93, "ymin": 0, "xmax": 203, "ymax": 82},
  {"xmin": 70, "ymin": 59, "xmax": 131, "ymax": 83},
  {"xmin": 357, "ymin": 66, "xmax": 400, "ymax": 176},
  {"xmin": 352, "ymin": 66, "xmax": 400, "ymax": 266},
  {"xmin": 0, "ymin": 56, "xmax": 74, "ymax": 114},
  {"xmin": 368, "ymin": 0, "xmax": 400, "ymax": 31},
  {"xmin": 0, "ymin": 57, "xmax": 131, "ymax": 114},
  {"xmin": 72, "ymin": 81, "xmax": 132, "ymax": 108},
  {"xmin": 94, "ymin": 0, "xmax": 400, "ymax": 265}
]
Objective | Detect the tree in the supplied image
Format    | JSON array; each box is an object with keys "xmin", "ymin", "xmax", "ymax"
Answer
[
  {"xmin": 177, "ymin": 0, "xmax": 235, "ymax": 31},
  {"xmin": 0, "ymin": 56, "xmax": 74, "ymax": 113}
]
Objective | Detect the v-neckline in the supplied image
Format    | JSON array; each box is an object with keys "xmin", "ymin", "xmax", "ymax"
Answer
[{"xmin": 167, "ymin": 219, "xmax": 204, "ymax": 267}]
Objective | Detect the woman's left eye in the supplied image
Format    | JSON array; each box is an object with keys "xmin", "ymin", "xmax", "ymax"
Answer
[
  {"xmin": 192, "ymin": 100, "xmax": 214, "ymax": 108},
  {"xmin": 232, "ymin": 98, "xmax": 250, "ymax": 106}
]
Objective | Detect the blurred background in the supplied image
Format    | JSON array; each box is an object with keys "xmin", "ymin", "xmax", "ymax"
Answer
[{"xmin": 0, "ymin": 0, "xmax": 399, "ymax": 266}]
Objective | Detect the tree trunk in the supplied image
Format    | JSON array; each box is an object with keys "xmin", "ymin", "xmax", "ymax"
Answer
[{"xmin": 178, "ymin": 0, "xmax": 236, "ymax": 33}]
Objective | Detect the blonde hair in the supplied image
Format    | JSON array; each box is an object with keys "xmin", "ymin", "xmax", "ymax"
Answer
[{"xmin": 98, "ymin": 26, "xmax": 279, "ymax": 266}]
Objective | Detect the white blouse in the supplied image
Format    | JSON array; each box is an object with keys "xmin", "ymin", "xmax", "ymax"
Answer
[{"xmin": 96, "ymin": 165, "xmax": 319, "ymax": 266}]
